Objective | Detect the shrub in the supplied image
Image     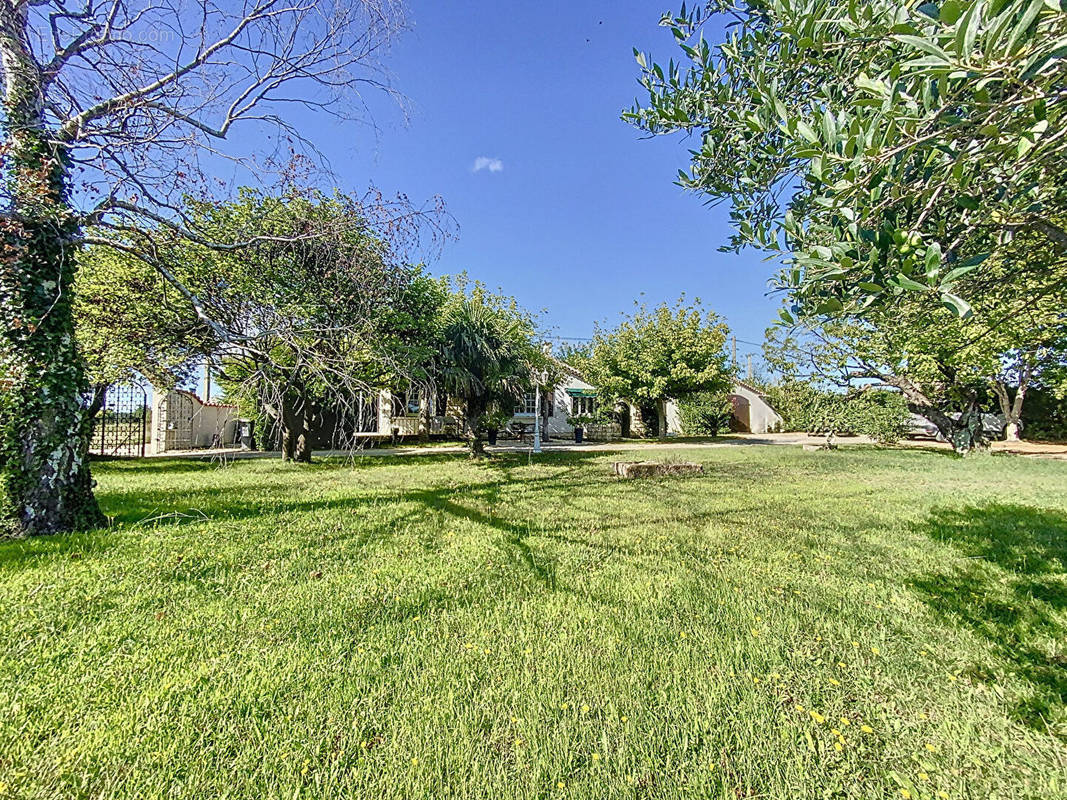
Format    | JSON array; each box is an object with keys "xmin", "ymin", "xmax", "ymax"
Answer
[
  {"xmin": 765, "ymin": 381, "xmax": 909, "ymax": 443},
  {"xmin": 677, "ymin": 391, "xmax": 733, "ymax": 436}
]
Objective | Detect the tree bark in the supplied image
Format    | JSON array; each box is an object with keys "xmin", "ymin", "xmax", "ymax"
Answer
[
  {"xmin": 280, "ymin": 386, "xmax": 313, "ymax": 463},
  {"xmin": 0, "ymin": 11, "xmax": 104, "ymax": 534},
  {"xmin": 466, "ymin": 394, "xmax": 487, "ymax": 457},
  {"xmin": 656, "ymin": 398, "xmax": 668, "ymax": 438},
  {"xmin": 991, "ymin": 368, "xmax": 1029, "ymax": 442}
]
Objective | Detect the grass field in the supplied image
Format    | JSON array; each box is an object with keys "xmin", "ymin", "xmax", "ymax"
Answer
[{"xmin": 1, "ymin": 446, "xmax": 1065, "ymax": 799}]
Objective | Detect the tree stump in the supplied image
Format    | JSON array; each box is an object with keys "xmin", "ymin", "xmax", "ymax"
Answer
[{"xmin": 612, "ymin": 461, "xmax": 704, "ymax": 478}]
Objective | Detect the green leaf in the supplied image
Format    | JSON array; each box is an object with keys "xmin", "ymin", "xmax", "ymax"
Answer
[
  {"xmin": 894, "ymin": 273, "xmax": 929, "ymax": 291},
  {"xmin": 940, "ymin": 292, "xmax": 973, "ymax": 318},
  {"xmin": 893, "ymin": 34, "xmax": 951, "ymax": 63},
  {"xmin": 1007, "ymin": 0, "xmax": 1044, "ymax": 53},
  {"xmin": 955, "ymin": 0, "xmax": 984, "ymax": 57},
  {"xmin": 940, "ymin": 0, "xmax": 963, "ymax": 23},
  {"xmin": 958, "ymin": 253, "xmax": 990, "ymax": 267},
  {"xmin": 796, "ymin": 119, "xmax": 820, "ymax": 144}
]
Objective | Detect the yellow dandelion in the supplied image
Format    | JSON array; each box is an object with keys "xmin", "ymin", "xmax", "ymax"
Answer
[
  {"xmin": 831, "ymin": 728, "xmax": 841, "ymax": 736},
  {"xmin": 771, "ymin": 672, "xmax": 781, "ymax": 680},
  {"xmin": 900, "ymin": 791, "xmax": 912, "ymax": 799},
  {"xmin": 680, "ymin": 631, "xmax": 687, "ymax": 639},
  {"xmin": 581, "ymin": 704, "xmax": 590, "ymax": 713},
  {"xmin": 753, "ymin": 677, "xmax": 760, "ymax": 684},
  {"xmin": 852, "ymin": 641, "xmax": 859, "ymax": 647},
  {"xmin": 810, "ymin": 710, "xmax": 826, "ymax": 724},
  {"xmin": 919, "ymin": 772, "xmax": 929, "ymax": 781},
  {"xmin": 840, "ymin": 717, "xmax": 851, "ymax": 726},
  {"xmin": 834, "ymin": 742, "xmax": 843, "ymax": 752},
  {"xmin": 750, "ymin": 628, "xmax": 760, "ymax": 637},
  {"xmin": 621, "ymin": 715, "xmax": 628, "ymax": 722},
  {"xmin": 560, "ymin": 702, "xmax": 569, "ymax": 710},
  {"xmin": 871, "ymin": 646, "xmax": 881, "ymax": 655},
  {"xmin": 591, "ymin": 752, "xmax": 601, "ymax": 762},
  {"xmin": 937, "ymin": 793, "xmax": 949, "ymax": 799},
  {"xmin": 860, "ymin": 724, "xmax": 874, "ymax": 733},
  {"xmin": 411, "ymin": 757, "xmax": 419, "ymax": 766},
  {"xmin": 837, "ymin": 662, "xmax": 847, "ymax": 668},
  {"xmin": 796, "ymin": 704, "xmax": 805, "ymax": 713},
  {"xmin": 514, "ymin": 737, "xmax": 524, "ymax": 747},
  {"xmin": 919, "ymin": 713, "xmax": 928, "ymax": 720},
  {"xmin": 557, "ymin": 781, "xmax": 566, "ymax": 789},
  {"xmin": 925, "ymin": 743, "xmax": 938, "ymax": 753},
  {"xmin": 829, "ymin": 678, "xmax": 840, "ymax": 686}
]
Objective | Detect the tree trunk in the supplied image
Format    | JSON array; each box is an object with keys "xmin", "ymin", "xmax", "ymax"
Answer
[
  {"xmin": 991, "ymin": 371, "xmax": 1029, "ymax": 442},
  {"xmin": 656, "ymin": 398, "xmax": 668, "ymax": 438},
  {"xmin": 915, "ymin": 403, "xmax": 989, "ymax": 455},
  {"xmin": 0, "ymin": 20, "xmax": 104, "ymax": 534},
  {"xmin": 280, "ymin": 386, "xmax": 312, "ymax": 463},
  {"xmin": 466, "ymin": 394, "xmax": 487, "ymax": 457}
]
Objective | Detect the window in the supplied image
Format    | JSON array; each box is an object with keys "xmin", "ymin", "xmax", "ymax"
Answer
[
  {"xmin": 571, "ymin": 396, "xmax": 596, "ymax": 416},
  {"xmin": 522, "ymin": 391, "xmax": 537, "ymax": 415},
  {"xmin": 391, "ymin": 389, "xmax": 421, "ymax": 417}
]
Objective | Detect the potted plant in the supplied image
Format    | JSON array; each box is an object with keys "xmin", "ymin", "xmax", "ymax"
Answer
[
  {"xmin": 483, "ymin": 406, "xmax": 512, "ymax": 447},
  {"xmin": 567, "ymin": 414, "xmax": 594, "ymax": 443}
]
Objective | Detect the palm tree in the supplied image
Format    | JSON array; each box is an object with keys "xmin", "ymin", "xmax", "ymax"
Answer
[{"xmin": 438, "ymin": 293, "xmax": 538, "ymax": 456}]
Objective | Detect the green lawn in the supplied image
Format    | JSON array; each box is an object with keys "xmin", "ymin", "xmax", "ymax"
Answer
[{"xmin": 1, "ymin": 446, "xmax": 1065, "ymax": 799}]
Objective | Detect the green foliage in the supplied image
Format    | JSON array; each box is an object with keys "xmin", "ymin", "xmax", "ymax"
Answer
[
  {"xmin": 2, "ymin": 449, "xmax": 1065, "ymax": 796},
  {"xmin": 627, "ymin": 0, "xmax": 1067, "ymax": 319},
  {"xmin": 74, "ymin": 245, "xmax": 213, "ymax": 389},
  {"xmin": 434, "ymin": 281, "xmax": 546, "ymax": 453},
  {"xmin": 585, "ymin": 297, "xmax": 731, "ymax": 421},
  {"xmin": 767, "ymin": 381, "xmax": 911, "ymax": 442},
  {"xmin": 676, "ymin": 390, "xmax": 733, "ymax": 436}
]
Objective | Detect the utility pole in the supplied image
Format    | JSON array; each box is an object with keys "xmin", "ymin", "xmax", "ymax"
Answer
[
  {"xmin": 204, "ymin": 359, "xmax": 211, "ymax": 401},
  {"xmin": 746, "ymin": 354, "xmax": 753, "ymax": 383},
  {"xmin": 732, "ymin": 336, "xmax": 737, "ymax": 375}
]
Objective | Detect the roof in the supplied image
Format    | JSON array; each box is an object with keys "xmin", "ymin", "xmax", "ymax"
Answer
[
  {"xmin": 176, "ymin": 388, "xmax": 238, "ymax": 409},
  {"xmin": 732, "ymin": 379, "xmax": 769, "ymax": 397}
]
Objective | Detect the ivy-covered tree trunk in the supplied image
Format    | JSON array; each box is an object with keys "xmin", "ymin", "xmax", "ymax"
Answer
[{"xmin": 0, "ymin": 28, "xmax": 104, "ymax": 534}]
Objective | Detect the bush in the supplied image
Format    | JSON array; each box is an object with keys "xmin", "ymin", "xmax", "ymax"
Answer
[
  {"xmin": 677, "ymin": 391, "xmax": 733, "ymax": 436},
  {"xmin": 765, "ymin": 381, "xmax": 909, "ymax": 443}
]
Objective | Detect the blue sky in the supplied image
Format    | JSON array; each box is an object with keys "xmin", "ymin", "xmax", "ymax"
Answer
[{"xmin": 300, "ymin": 1, "xmax": 783, "ymax": 357}]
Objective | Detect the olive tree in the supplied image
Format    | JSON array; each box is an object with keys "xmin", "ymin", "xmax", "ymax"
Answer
[{"xmin": 626, "ymin": 0, "xmax": 1067, "ymax": 319}]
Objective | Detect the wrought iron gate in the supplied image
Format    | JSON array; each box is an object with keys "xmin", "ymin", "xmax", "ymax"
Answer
[{"xmin": 92, "ymin": 382, "xmax": 150, "ymax": 457}]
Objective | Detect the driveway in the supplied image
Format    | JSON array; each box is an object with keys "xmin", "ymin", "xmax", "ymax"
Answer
[{"xmin": 146, "ymin": 432, "xmax": 1067, "ymax": 461}]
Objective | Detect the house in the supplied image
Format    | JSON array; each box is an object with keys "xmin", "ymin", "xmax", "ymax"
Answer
[
  {"xmin": 661, "ymin": 380, "xmax": 783, "ymax": 436},
  {"xmin": 503, "ymin": 359, "xmax": 617, "ymax": 440}
]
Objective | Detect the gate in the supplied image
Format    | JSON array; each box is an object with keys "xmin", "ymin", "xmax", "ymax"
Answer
[
  {"xmin": 155, "ymin": 390, "xmax": 195, "ymax": 452},
  {"xmin": 93, "ymin": 382, "xmax": 150, "ymax": 457}
]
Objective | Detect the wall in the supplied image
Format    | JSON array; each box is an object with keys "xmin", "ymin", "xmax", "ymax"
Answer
[
  {"xmin": 729, "ymin": 382, "xmax": 783, "ymax": 434},
  {"xmin": 152, "ymin": 389, "xmax": 238, "ymax": 453},
  {"xmin": 662, "ymin": 382, "xmax": 784, "ymax": 436}
]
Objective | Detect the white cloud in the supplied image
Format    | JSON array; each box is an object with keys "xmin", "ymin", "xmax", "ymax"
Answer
[{"xmin": 472, "ymin": 156, "xmax": 503, "ymax": 173}]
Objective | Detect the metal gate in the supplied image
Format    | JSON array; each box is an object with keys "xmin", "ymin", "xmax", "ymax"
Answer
[
  {"xmin": 92, "ymin": 382, "xmax": 150, "ymax": 457},
  {"xmin": 156, "ymin": 390, "xmax": 195, "ymax": 453}
]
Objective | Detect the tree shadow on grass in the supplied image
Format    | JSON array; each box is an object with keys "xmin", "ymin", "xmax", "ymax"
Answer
[{"xmin": 909, "ymin": 503, "xmax": 1067, "ymax": 734}]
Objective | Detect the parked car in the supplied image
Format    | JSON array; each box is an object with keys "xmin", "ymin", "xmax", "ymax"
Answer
[{"xmin": 905, "ymin": 412, "xmax": 1006, "ymax": 441}]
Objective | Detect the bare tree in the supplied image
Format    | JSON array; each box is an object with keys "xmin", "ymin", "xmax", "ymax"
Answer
[{"xmin": 0, "ymin": 0, "xmax": 420, "ymax": 535}]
